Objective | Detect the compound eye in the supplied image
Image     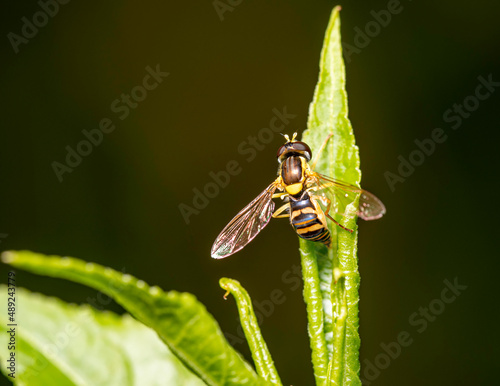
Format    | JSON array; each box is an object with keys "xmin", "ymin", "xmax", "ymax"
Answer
[
  {"xmin": 277, "ymin": 145, "xmax": 287, "ymax": 161},
  {"xmin": 292, "ymin": 141, "xmax": 312, "ymax": 161}
]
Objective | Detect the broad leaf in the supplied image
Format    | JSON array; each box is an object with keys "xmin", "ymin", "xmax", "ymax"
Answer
[
  {"xmin": 0, "ymin": 285, "xmax": 204, "ymax": 386},
  {"xmin": 1, "ymin": 251, "xmax": 265, "ymax": 386}
]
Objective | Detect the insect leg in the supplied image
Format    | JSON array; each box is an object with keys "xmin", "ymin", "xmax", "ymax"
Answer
[
  {"xmin": 310, "ymin": 133, "xmax": 334, "ymax": 170},
  {"xmin": 272, "ymin": 203, "xmax": 291, "ymax": 218},
  {"xmin": 312, "ymin": 194, "xmax": 354, "ymax": 233}
]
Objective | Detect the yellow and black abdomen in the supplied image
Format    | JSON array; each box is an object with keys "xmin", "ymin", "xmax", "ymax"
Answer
[{"xmin": 289, "ymin": 194, "xmax": 331, "ymax": 248}]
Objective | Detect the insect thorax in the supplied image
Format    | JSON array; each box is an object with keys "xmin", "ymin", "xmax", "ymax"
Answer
[{"xmin": 280, "ymin": 155, "xmax": 310, "ymax": 196}]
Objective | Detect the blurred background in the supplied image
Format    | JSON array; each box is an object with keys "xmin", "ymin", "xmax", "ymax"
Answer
[{"xmin": 1, "ymin": 0, "xmax": 499, "ymax": 385}]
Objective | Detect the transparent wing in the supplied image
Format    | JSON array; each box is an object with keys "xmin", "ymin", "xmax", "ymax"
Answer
[
  {"xmin": 311, "ymin": 173, "xmax": 386, "ymax": 221},
  {"xmin": 211, "ymin": 182, "xmax": 278, "ymax": 259}
]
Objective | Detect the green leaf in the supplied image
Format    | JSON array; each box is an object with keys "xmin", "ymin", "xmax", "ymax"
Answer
[
  {"xmin": 1, "ymin": 251, "xmax": 265, "ymax": 386},
  {"xmin": 0, "ymin": 285, "xmax": 204, "ymax": 386},
  {"xmin": 300, "ymin": 5, "xmax": 362, "ymax": 385},
  {"xmin": 219, "ymin": 278, "xmax": 281, "ymax": 386}
]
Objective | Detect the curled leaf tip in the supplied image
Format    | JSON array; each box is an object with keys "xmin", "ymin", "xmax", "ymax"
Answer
[
  {"xmin": 219, "ymin": 278, "xmax": 236, "ymax": 299},
  {"xmin": 218, "ymin": 277, "xmax": 282, "ymax": 385},
  {"xmin": 219, "ymin": 277, "xmax": 230, "ymax": 288}
]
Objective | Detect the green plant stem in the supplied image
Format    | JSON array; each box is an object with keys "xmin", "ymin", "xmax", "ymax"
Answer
[
  {"xmin": 299, "ymin": 243, "xmax": 329, "ymax": 386},
  {"xmin": 219, "ymin": 278, "xmax": 282, "ymax": 386}
]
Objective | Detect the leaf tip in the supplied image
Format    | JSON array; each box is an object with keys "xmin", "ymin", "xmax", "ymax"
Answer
[
  {"xmin": 219, "ymin": 278, "xmax": 238, "ymax": 300},
  {"xmin": 219, "ymin": 277, "xmax": 237, "ymax": 288},
  {"xmin": 1, "ymin": 251, "xmax": 15, "ymax": 264}
]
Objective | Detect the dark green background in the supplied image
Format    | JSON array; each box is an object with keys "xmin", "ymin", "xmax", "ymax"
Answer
[{"xmin": 1, "ymin": 1, "xmax": 499, "ymax": 385}]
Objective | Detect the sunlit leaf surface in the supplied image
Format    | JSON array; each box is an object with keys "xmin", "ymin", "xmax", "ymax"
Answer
[{"xmin": 0, "ymin": 285, "xmax": 204, "ymax": 386}]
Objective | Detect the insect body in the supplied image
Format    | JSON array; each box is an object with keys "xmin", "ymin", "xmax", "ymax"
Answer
[
  {"xmin": 211, "ymin": 133, "xmax": 385, "ymax": 259},
  {"xmin": 275, "ymin": 136, "xmax": 332, "ymax": 247},
  {"xmin": 289, "ymin": 190, "xmax": 332, "ymax": 247}
]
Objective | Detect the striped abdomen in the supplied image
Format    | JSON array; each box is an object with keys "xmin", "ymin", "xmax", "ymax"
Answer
[{"xmin": 289, "ymin": 194, "xmax": 331, "ymax": 248}]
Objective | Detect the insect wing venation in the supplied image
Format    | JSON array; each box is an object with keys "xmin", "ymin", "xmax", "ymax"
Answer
[
  {"xmin": 311, "ymin": 173, "xmax": 386, "ymax": 221},
  {"xmin": 211, "ymin": 183, "xmax": 277, "ymax": 259}
]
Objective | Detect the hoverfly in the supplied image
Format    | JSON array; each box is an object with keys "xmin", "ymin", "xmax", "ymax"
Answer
[{"xmin": 211, "ymin": 133, "xmax": 385, "ymax": 259}]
